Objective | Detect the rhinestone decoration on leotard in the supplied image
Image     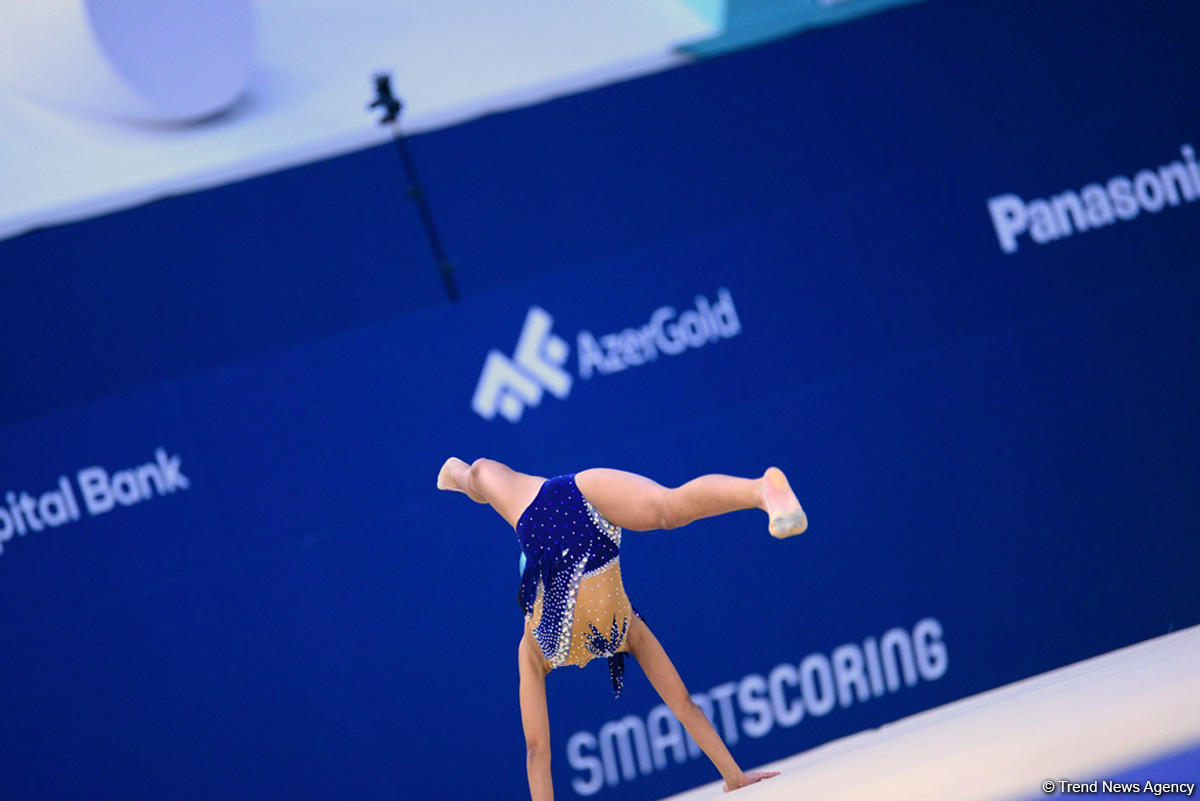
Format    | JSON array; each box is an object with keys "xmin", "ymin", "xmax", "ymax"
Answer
[
  {"xmin": 516, "ymin": 474, "xmax": 635, "ymax": 696},
  {"xmin": 585, "ymin": 615, "xmax": 629, "ymax": 659},
  {"xmin": 583, "ymin": 498, "xmax": 621, "ymax": 547},
  {"xmin": 609, "ymin": 653, "xmax": 627, "ymax": 698}
]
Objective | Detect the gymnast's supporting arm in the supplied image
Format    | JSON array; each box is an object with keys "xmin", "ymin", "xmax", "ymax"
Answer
[
  {"xmin": 518, "ymin": 630, "xmax": 555, "ymax": 801},
  {"xmin": 625, "ymin": 617, "xmax": 778, "ymax": 793}
]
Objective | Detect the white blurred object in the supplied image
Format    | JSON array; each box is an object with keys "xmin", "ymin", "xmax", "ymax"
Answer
[
  {"xmin": 0, "ymin": 0, "xmax": 255, "ymax": 122},
  {"xmin": 0, "ymin": 0, "xmax": 713, "ymax": 243}
]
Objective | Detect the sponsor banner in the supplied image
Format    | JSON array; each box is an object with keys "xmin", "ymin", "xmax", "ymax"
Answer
[
  {"xmin": 0, "ymin": 196, "xmax": 1196, "ymax": 800},
  {"xmin": 472, "ymin": 290, "xmax": 741, "ymax": 423}
]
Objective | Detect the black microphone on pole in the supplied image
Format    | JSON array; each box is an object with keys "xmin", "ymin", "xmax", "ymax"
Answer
[{"xmin": 368, "ymin": 73, "xmax": 461, "ymax": 302}]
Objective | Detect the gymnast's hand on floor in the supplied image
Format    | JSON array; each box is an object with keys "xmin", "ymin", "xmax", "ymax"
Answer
[{"xmin": 723, "ymin": 770, "xmax": 780, "ymax": 792}]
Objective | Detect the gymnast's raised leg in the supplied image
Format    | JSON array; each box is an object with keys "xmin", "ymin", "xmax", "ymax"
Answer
[
  {"xmin": 437, "ymin": 457, "xmax": 807, "ymax": 538},
  {"xmin": 574, "ymin": 466, "xmax": 806, "ymax": 537}
]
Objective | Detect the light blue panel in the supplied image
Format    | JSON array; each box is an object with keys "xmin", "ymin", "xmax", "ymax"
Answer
[
  {"xmin": 677, "ymin": 0, "xmax": 728, "ymax": 27},
  {"xmin": 681, "ymin": 0, "xmax": 931, "ymax": 56}
]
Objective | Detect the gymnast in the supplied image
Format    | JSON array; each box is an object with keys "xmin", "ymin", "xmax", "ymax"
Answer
[{"xmin": 437, "ymin": 457, "xmax": 807, "ymax": 799}]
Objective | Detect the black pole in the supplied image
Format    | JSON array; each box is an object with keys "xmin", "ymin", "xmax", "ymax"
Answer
[
  {"xmin": 368, "ymin": 73, "xmax": 460, "ymax": 302},
  {"xmin": 388, "ymin": 130, "xmax": 459, "ymax": 301}
]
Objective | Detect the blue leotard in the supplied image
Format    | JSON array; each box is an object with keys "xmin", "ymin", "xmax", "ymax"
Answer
[{"xmin": 516, "ymin": 474, "xmax": 639, "ymax": 697}]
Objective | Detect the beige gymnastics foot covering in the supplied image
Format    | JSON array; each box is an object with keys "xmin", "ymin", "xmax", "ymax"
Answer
[
  {"xmin": 437, "ymin": 457, "xmax": 469, "ymax": 491},
  {"xmin": 764, "ymin": 466, "xmax": 807, "ymax": 538}
]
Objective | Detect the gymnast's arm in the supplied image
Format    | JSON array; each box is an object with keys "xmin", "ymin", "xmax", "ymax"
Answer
[
  {"xmin": 626, "ymin": 617, "xmax": 778, "ymax": 792},
  {"xmin": 518, "ymin": 631, "xmax": 554, "ymax": 801}
]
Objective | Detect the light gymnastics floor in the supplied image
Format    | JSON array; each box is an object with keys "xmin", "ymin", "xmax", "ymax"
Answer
[{"xmin": 663, "ymin": 625, "xmax": 1200, "ymax": 801}]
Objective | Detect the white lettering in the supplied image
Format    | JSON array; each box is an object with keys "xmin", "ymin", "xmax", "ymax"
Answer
[
  {"xmin": 1134, "ymin": 169, "xmax": 1166, "ymax": 212},
  {"xmin": 799, "ymin": 654, "xmax": 836, "ymax": 716},
  {"xmin": 78, "ymin": 467, "xmax": 114, "ymax": 515},
  {"xmin": 651, "ymin": 307, "xmax": 687, "ymax": 355},
  {"xmin": 576, "ymin": 331, "xmax": 606, "ymax": 380},
  {"xmin": 111, "ymin": 470, "xmax": 141, "ymax": 506},
  {"xmin": 863, "ymin": 635, "xmax": 886, "ymax": 697},
  {"xmin": 59, "ymin": 475, "xmax": 80, "ymax": 520},
  {"xmin": 36, "ymin": 489, "xmax": 71, "ymax": 527},
  {"xmin": 1028, "ymin": 199, "xmax": 1059, "ymax": 244},
  {"xmin": 156, "ymin": 448, "xmax": 190, "ymax": 491},
  {"xmin": 881, "ymin": 627, "xmax": 919, "ymax": 691},
  {"xmin": 579, "ymin": 290, "xmax": 741, "ymax": 380},
  {"xmin": 1080, "ymin": 183, "xmax": 1115, "ymax": 227},
  {"xmin": 1050, "ymin": 190, "xmax": 1088, "ymax": 237},
  {"xmin": 0, "ymin": 507, "xmax": 13, "ymax": 552},
  {"xmin": 987, "ymin": 194, "xmax": 1027, "ymax": 253},
  {"xmin": 1158, "ymin": 161, "xmax": 1197, "ymax": 205},
  {"xmin": 711, "ymin": 289, "xmax": 741, "ymax": 336},
  {"xmin": 913, "ymin": 617, "xmax": 949, "ymax": 680},
  {"xmin": 988, "ymin": 144, "xmax": 1199, "ymax": 252},
  {"xmin": 567, "ymin": 731, "xmax": 604, "ymax": 796},
  {"xmin": 768, "ymin": 662, "xmax": 803, "ymax": 726},
  {"xmin": 18, "ymin": 492, "xmax": 43, "ymax": 532},
  {"xmin": 598, "ymin": 716, "xmax": 653, "ymax": 785},
  {"xmin": 1109, "ymin": 176, "xmax": 1139, "ymax": 220},
  {"xmin": 1183, "ymin": 145, "xmax": 1200, "ymax": 195},
  {"xmin": 737, "ymin": 673, "xmax": 773, "ymax": 738},
  {"xmin": 0, "ymin": 449, "xmax": 190, "ymax": 558},
  {"xmin": 831, "ymin": 643, "xmax": 870, "ymax": 707},
  {"xmin": 568, "ymin": 617, "xmax": 949, "ymax": 791}
]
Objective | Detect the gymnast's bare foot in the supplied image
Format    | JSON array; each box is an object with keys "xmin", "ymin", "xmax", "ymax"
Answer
[{"xmin": 763, "ymin": 466, "xmax": 807, "ymax": 538}]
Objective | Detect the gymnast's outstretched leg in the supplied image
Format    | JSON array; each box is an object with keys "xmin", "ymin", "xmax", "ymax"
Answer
[
  {"xmin": 436, "ymin": 457, "xmax": 544, "ymax": 529},
  {"xmin": 575, "ymin": 466, "xmax": 807, "ymax": 537},
  {"xmin": 438, "ymin": 457, "xmax": 806, "ymax": 537}
]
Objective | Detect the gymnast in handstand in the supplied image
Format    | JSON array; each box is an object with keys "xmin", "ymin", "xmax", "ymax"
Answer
[{"xmin": 437, "ymin": 458, "xmax": 807, "ymax": 799}]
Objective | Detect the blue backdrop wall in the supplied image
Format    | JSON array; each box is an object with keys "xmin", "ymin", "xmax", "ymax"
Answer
[{"xmin": 1, "ymin": 1, "xmax": 1198, "ymax": 799}]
